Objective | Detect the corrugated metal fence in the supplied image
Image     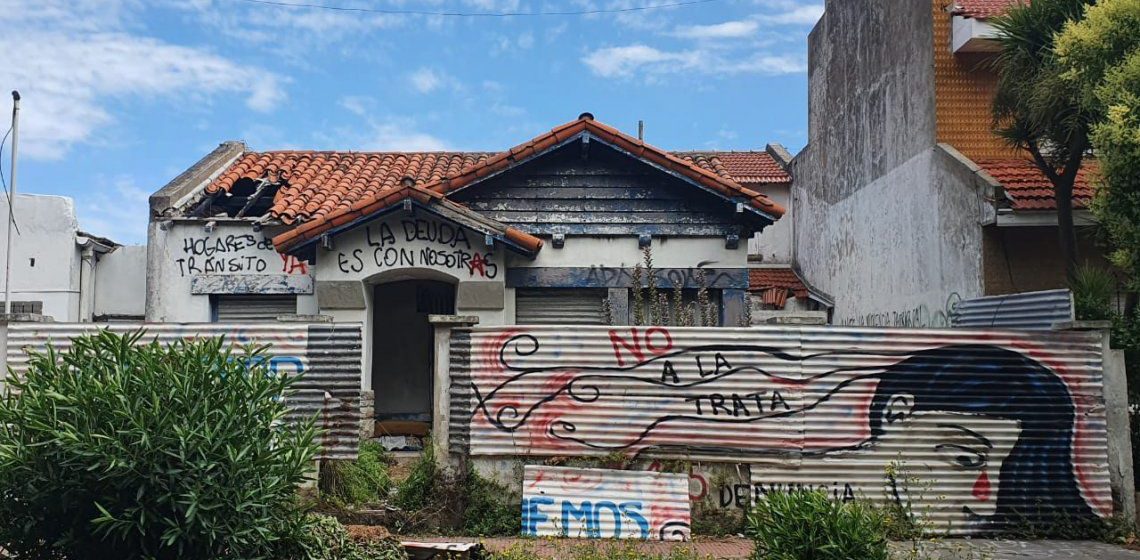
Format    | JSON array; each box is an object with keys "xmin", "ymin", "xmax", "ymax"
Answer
[
  {"xmin": 3, "ymin": 322, "xmax": 363, "ymax": 459},
  {"xmin": 950, "ymin": 289, "xmax": 1074, "ymax": 330},
  {"xmin": 450, "ymin": 324, "xmax": 1113, "ymax": 534}
]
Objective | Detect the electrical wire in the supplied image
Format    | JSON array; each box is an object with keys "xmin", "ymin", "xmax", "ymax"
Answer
[
  {"xmin": 228, "ymin": 0, "xmax": 719, "ymax": 17},
  {"xmin": 0, "ymin": 125, "xmax": 18, "ymax": 235}
]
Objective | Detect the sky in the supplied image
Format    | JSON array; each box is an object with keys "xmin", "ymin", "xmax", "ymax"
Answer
[{"xmin": 0, "ymin": 0, "xmax": 822, "ymax": 244}]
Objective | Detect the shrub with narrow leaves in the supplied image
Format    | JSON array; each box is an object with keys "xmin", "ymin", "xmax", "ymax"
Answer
[
  {"xmin": 0, "ymin": 330, "xmax": 319, "ymax": 559},
  {"xmin": 747, "ymin": 490, "xmax": 888, "ymax": 560}
]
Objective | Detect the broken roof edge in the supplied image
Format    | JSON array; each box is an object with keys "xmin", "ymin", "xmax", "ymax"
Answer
[
  {"xmin": 273, "ymin": 186, "xmax": 543, "ymax": 257},
  {"xmin": 150, "ymin": 141, "xmax": 247, "ymax": 218}
]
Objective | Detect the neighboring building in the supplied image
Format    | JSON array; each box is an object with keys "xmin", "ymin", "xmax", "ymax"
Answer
[
  {"xmin": 146, "ymin": 114, "xmax": 790, "ymax": 433},
  {"xmin": 791, "ymin": 0, "xmax": 1107, "ymax": 327},
  {"xmin": 0, "ymin": 193, "xmax": 145, "ymax": 322}
]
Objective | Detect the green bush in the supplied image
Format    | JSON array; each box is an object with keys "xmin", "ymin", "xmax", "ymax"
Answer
[
  {"xmin": 746, "ymin": 490, "xmax": 888, "ymax": 560},
  {"xmin": 0, "ymin": 330, "xmax": 319, "ymax": 559},
  {"xmin": 1072, "ymin": 264, "xmax": 1118, "ymax": 320},
  {"xmin": 460, "ymin": 466, "xmax": 518, "ymax": 536},
  {"xmin": 320, "ymin": 441, "xmax": 393, "ymax": 507},
  {"xmin": 394, "ymin": 446, "xmax": 439, "ymax": 512},
  {"xmin": 274, "ymin": 514, "xmax": 407, "ymax": 560}
]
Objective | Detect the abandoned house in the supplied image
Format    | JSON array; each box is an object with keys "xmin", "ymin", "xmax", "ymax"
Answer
[{"xmin": 145, "ymin": 113, "xmax": 819, "ymax": 437}]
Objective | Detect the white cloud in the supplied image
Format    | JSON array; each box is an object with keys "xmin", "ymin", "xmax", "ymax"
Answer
[
  {"xmin": 176, "ymin": 0, "xmax": 401, "ymax": 52},
  {"xmin": 672, "ymin": 20, "xmax": 759, "ymax": 39},
  {"xmin": 362, "ymin": 122, "xmax": 450, "ymax": 151},
  {"xmin": 581, "ymin": 45, "xmax": 700, "ymax": 78},
  {"xmin": 582, "ymin": 43, "xmax": 805, "ymax": 79},
  {"xmin": 409, "ymin": 68, "xmax": 443, "ymax": 94},
  {"xmin": 77, "ymin": 176, "xmax": 151, "ymax": 244},
  {"xmin": 0, "ymin": 1, "xmax": 286, "ymax": 160},
  {"xmin": 339, "ymin": 95, "xmax": 374, "ymax": 117},
  {"xmin": 752, "ymin": 1, "xmax": 824, "ymax": 25}
]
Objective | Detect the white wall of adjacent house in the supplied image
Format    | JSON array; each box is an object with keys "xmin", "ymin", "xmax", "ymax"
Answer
[
  {"xmin": 747, "ymin": 183, "xmax": 792, "ymax": 264},
  {"xmin": 0, "ymin": 194, "xmax": 82, "ymax": 320},
  {"xmin": 94, "ymin": 245, "xmax": 147, "ymax": 320},
  {"xmin": 145, "ymin": 220, "xmax": 316, "ymax": 322},
  {"xmin": 0, "ymin": 194, "xmax": 146, "ymax": 322}
]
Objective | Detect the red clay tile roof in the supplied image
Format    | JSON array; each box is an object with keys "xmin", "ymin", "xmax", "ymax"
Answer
[
  {"xmin": 749, "ymin": 267, "xmax": 809, "ymax": 309},
  {"xmin": 675, "ymin": 152, "xmax": 791, "ymax": 185},
  {"xmin": 749, "ymin": 268, "xmax": 809, "ymax": 298},
  {"xmin": 205, "ymin": 142, "xmax": 789, "ymax": 228},
  {"xmin": 975, "ymin": 158, "xmax": 1096, "ymax": 211},
  {"xmin": 951, "ymin": 0, "xmax": 1025, "ymax": 19},
  {"xmin": 207, "ymin": 152, "xmax": 494, "ymax": 225},
  {"xmin": 269, "ymin": 115, "xmax": 787, "ymax": 251}
]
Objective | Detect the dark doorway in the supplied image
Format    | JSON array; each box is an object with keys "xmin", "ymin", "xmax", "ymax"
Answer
[{"xmin": 371, "ymin": 280, "xmax": 455, "ymax": 431}]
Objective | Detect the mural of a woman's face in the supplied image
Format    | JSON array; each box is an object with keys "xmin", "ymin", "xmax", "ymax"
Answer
[{"xmin": 875, "ymin": 393, "xmax": 1020, "ymax": 530}]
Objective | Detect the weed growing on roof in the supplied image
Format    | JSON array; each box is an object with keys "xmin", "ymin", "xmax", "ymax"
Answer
[{"xmin": 320, "ymin": 441, "xmax": 394, "ymax": 508}]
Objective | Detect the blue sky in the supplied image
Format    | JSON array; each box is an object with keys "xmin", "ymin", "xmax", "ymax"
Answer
[{"xmin": 0, "ymin": 0, "xmax": 821, "ymax": 244}]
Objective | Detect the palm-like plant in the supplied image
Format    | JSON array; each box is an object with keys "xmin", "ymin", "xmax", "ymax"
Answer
[{"xmin": 990, "ymin": 0, "xmax": 1095, "ymax": 280}]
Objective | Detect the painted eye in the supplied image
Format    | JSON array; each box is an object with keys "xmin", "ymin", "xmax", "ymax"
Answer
[{"xmin": 935, "ymin": 444, "xmax": 986, "ymax": 468}]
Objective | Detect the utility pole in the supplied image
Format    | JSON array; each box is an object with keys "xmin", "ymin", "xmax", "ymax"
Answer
[{"xmin": 4, "ymin": 90, "xmax": 19, "ymax": 315}]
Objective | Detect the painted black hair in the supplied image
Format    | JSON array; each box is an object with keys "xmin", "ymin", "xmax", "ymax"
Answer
[{"xmin": 868, "ymin": 344, "xmax": 1098, "ymax": 530}]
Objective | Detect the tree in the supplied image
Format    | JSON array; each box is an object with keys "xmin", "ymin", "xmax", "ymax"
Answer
[
  {"xmin": 1056, "ymin": 0, "xmax": 1140, "ymax": 304},
  {"xmin": 990, "ymin": 0, "xmax": 1096, "ymax": 280}
]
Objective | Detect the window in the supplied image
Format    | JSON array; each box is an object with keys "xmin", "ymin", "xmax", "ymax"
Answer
[
  {"xmin": 515, "ymin": 289, "xmax": 607, "ymax": 325},
  {"xmin": 212, "ymin": 295, "xmax": 297, "ymax": 322}
]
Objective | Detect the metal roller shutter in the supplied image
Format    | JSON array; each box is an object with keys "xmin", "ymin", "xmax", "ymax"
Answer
[
  {"xmin": 213, "ymin": 295, "xmax": 297, "ymax": 322},
  {"xmin": 515, "ymin": 288, "xmax": 606, "ymax": 325}
]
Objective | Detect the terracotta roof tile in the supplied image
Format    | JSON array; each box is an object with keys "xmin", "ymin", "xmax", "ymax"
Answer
[
  {"xmin": 749, "ymin": 268, "xmax": 809, "ymax": 298},
  {"xmin": 675, "ymin": 152, "xmax": 791, "ymax": 184},
  {"xmin": 975, "ymin": 159, "xmax": 1096, "ymax": 212},
  {"xmin": 749, "ymin": 267, "xmax": 809, "ymax": 309},
  {"xmin": 206, "ymin": 152, "xmax": 494, "ymax": 224},
  {"xmin": 219, "ymin": 116, "xmax": 789, "ymax": 251},
  {"xmin": 207, "ymin": 146, "xmax": 789, "ymax": 228},
  {"xmin": 951, "ymin": 0, "xmax": 1025, "ymax": 19}
]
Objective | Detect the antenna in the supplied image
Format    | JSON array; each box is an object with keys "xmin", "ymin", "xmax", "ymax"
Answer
[
  {"xmin": 3, "ymin": 90, "xmax": 19, "ymax": 315},
  {"xmin": 638, "ymin": 120, "xmax": 644, "ymax": 140}
]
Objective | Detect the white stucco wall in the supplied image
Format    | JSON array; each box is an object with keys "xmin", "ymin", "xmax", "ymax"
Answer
[
  {"xmin": 793, "ymin": 147, "xmax": 992, "ymax": 327},
  {"xmin": 748, "ymin": 184, "xmax": 792, "ymax": 264},
  {"xmin": 0, "ymin": 194, "xmax": 82, "ymax": 321},
  {"xmin": 145, "ymin": 220, "xmax": 314, "ymax": 322},
  {"xmin": 94, "ymin": 245, "xmax": 147, "ymax": 319}
]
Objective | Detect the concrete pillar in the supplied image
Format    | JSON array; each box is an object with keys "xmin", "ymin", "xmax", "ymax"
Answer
[
  {"xmin": 721, "ymin": 289, "xmax": 748, "ymax": 327},
  {"xmin": 428, "ymin": 314, "xmax": 479, "ymax": 472},
  {"xmin": 607, "ymin": 288, "xmax": 629, "ymax": 325},
  {"xmin": 1056, "ymin": 321, "xmax": 1136, "ymax": 526}
]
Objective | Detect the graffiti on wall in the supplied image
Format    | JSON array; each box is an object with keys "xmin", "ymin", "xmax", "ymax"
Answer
[
  {"xmin": 837, "ymin": 293, "xmax": 962, "ymax": 328},
  {"xmin": 175, "ymin": 233, "xmax": 310, "ymax": 277},
  {"xmin": 333, "ymin": 217, "xmax": 498, "ymax": 279},
  {"xmin": 457, "ymin": 325, "xmax": 1111, "ymax": 533},
  {"xmin": 522, "ymin": 466, "xmax": 691, "ymax": 541}
]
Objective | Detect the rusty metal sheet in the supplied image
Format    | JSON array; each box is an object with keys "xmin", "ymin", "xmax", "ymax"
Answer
[
  {"xmin": 452, "ymin": 325, "xmax": 1111, "ymax": 534},
  {"xmin": 522, "ymin": 465, "xmax": 691, "ymax": 541},
  {"xmin": 4, "ymin": 322, "xmax": 363, "ymax": 459}
]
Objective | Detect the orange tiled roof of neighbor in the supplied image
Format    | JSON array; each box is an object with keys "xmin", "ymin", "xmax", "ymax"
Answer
[
  {"xmin": 749, "ymin": 267, "xmax": 809, "ymax": 299},
  {"xmin": 207, "ymin": 142, "xmax": 790, "ymax": 227},
  {"xmin": 951, "ymin": 0, "xmax": 1025, "ymax": 19},
  {"xmin": 976, "ymin": 158, "xmax": 1096, "ymax": 212}
]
